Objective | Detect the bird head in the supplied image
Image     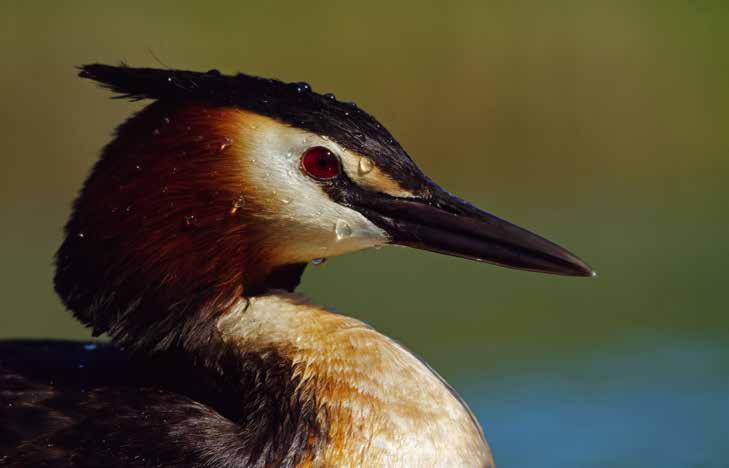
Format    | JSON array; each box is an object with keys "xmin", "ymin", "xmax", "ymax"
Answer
[{"xmin": 55, "ymin": 64, "xmax": 592, "ymax": 352}]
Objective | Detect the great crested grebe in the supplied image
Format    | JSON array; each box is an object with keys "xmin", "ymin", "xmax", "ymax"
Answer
[{"xmin": 0, "ymin": 64, "xmax": 592, "ymax": 467}]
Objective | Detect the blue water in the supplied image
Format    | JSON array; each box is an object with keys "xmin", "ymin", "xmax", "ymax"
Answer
[{"xmin": 461, "ymin": 337, "xmax": 729, "ymax": 467}]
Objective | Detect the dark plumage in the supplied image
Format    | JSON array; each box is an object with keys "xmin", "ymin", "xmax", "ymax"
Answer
[
  {"xmin": 79, "ymin": 64, "xmax": 424, "ymax": 192},
  {"xmin": 0, "ymin": 340, "xmax": 323, "ymax": 467}
]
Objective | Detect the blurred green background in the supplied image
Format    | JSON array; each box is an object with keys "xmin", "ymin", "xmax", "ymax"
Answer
[{"xmin": 1, "ymin": 2, "xmax": 727, "ymax": 466}]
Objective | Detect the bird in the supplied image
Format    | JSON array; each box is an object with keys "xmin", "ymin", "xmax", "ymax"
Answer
[{"xmin": 0, "ymin": 64, "xmax": 593, "ymax": 467}]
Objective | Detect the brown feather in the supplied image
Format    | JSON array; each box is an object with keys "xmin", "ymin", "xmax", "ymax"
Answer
[{"xmin": 54, "ymin": 102, "xmax": 301, "ymax": 353}]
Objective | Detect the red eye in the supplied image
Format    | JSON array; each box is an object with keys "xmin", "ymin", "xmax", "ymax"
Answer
[{"xmin": 301, "ymin": 146, "xmax": 341, "ymax": 180}]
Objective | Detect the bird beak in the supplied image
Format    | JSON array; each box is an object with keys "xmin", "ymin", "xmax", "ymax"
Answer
[{"xmin": 356, "ymin": 187, "xmax": 594, "ymax": 277}]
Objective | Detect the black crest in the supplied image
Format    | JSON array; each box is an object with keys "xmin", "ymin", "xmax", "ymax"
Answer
[{"xmin": 79, "ymin": 64, "xmax": 423, "ymax": 190}]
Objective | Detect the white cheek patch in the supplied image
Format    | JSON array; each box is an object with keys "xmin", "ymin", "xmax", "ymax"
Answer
[{"xmin": 240, "ymin": 118, "xmax": 389, "ymax": 261}]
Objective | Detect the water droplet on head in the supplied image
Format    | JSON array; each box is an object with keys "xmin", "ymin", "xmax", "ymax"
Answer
[
  {"xmin": 162, "ymin": 117, "xmax": 171, "ymax": 125},
  {"xmin": 311, "ymin": 257, "xmax": 327, "ymax": 265},
  {"xmin": 152, "ymin": 128, "xmax": 160, "ymax": 136},
  {"xmin": 77, "ymin": 232, "xmax": 85, "ymax": 239},
  {"xmin": 324, "ymin": 93, "xmax": 336, "ymax": 100},
  {"xmin": 292, "ymin": 82, "xmax": 311, "ymax": 93},
  {"xmin": 183, "ymin": 215, "xmax": 197, "ymax": 229},
  {"xmin": 335, "ymin": 219, "xmax": 353, "ymax": 240},
  {"xmin": 358, "ymin": 157, "xmax": 373, "ymax": 175},
  {"xmin": 230, "ymin": 194, "xmax": 245, "ymax": 215},
  {"xmin": 220, "ymin": 137, "xmax": 233, "ymax": 152}
]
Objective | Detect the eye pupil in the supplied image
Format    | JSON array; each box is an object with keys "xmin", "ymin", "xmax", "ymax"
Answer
[{"xmin": 301, "ymin": 146, "xmax": 341, "ymax": 180}]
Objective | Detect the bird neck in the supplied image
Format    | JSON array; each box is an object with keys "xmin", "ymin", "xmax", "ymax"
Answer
[{"xmin": 214, "ymin": 292, "xmax": 493, "ymax": 466}]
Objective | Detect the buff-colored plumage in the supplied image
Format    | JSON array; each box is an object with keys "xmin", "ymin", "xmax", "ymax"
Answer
[{"xmin": 218, "ymin": 294, "xmax": 494, "ymax": 467}]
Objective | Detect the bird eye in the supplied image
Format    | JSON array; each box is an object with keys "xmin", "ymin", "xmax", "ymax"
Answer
[{"xmin": 301, "ymin": 146, "xmax": 341, "ymax": 180}]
